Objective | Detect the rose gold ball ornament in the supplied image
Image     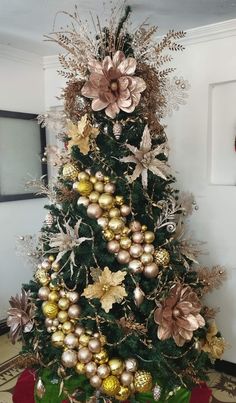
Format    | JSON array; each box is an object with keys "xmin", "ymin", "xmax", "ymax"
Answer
[
  {"xmin": 132, "ymin": 231, "xmax": 144, "ymax": 244},
  {"xmin": 97, "ymin": 216, "xmax": 109, "ymax": 229},
  {"xmin": 97, "ymin": 364, "xmax": 111, "ymax": 379},
  {"xmin": 64, "ymin": 333, "xmax": 79, "ymax": 349},
  {"xmin": 143, "ymin": 263, "xmax": 159, "ymax": 278},
  {"xmin": 129, "ymin": 221, "xmax": 142, "ymax": 232},
  {"xmin": 90, "ymin": 375, "xmax": 102, "ymax": 388},
  {"xmin": 51, "ymin": 330, "xmax": 65, "ymax": 347},
  {"xmin": 144, "ymin": 231, "xmax": 155, "ymax": 244},
  {"xmin": 130, "ymin": 244, "xmax": 143, "ymax": 258},
  {"xmin": 120, "ymin": 371, "xmax": 133, "ymax": 386},
  {"xmin": 95, "ymin": 171, "xmax": 104, "ymax": 180},
  {"xmin": 141, "ymin": 253, "xmax": 154, "ymax": 265},
  {"xmin": 41, "ymin": 260, "xmax": 51, "ymax": 270},
  {"xmin": 87, "ymin": 203, "xmax": 103, "ymax": 219},
  {"xmin": 125, "ymin": 358, "xmax": 138, "ymax": 372},
  {"xmin": 38, "ymin": 286, "xmax": 50, "ymax": 301},
  {"xmin": 99, "ymin": 193, "xmax": 114, "ymax": 210},
  {"xmin": 143, "ymin": 244, "xmax": 155, "ymax": 254},
  {"xmin": 104, "ymin": 182, "xmax": 116, "ymax": 194},
  {"xmin": 45, "ymin": 318, "xmax": 53, "ymax": 327},
  {"xmin": 68, "ymin": 304, "xmax": 81, "ymax": 319},
  {"xmin": 107, "ymin": 240, "xmax": 120, "ymax": 253},
  {"xmin": 85, "ymin": 361, "xmax": 97, "ymax": 378},
  {"xmin": 67, "ymin": 291, "xmax": 79, "ymax": 304},
  {"xmin": 74, "ymin": 325, "xmax": 85, "ymax": 337},
  {"xmin": 117, "ymin": 250, "xmax": 130, "ymax": 264},
  {"xmin": 77, "ymin": 196, "xmax": 90, "ymax": 207},
  {"xmin": 120, "ymin": 237, "xmax": 132, "ymax": 250},
  {"xmin": 108, "ymin": 358, "xmax": 124, "ymax": 375},
  {"xmin": 78, "ymin": 347, "xmax": 92, "ymax": 363},
  {"xmin": 58, "ymin": 298, "xmax": 70, "ymax": 311},
  {"xmin": 61, "ymin": 349, "xmax": 78, "ymax": 368},
  {"xmin": 88, "ymin": 338, "xmax": 101, "ymax": 353},
  {"xmin": 120, "ymin": 204, "xmax": 131, "ymax": 217},
  {"xmin": 128, "ymin": 259, "xmax": 143, "ymax": 274}
]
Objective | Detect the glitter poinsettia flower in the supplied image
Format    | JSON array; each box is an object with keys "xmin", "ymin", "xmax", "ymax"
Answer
[
  {"xmin": 201, "ymin": 321, "xmax": 226, "ymax": 359},
  {"xmin": 7, "ymin": 289, "xmax": 35, "ymax": 344},
  {"xmin": 81, "ymin": 50, "xmax": 146, "ymax": 119},
  {"xmin": 154, "ymin": 284, "xmax": 205, "ymax": 347},
  {"xmin": 120, "ymin": 125, "xmax": 171, "ymax": 188},
  {"xmin": 67, "ymin": 114, "xmax": 99, "ymax": 155},
  {"xmin": 82, "ymin": 266, "xmax": 127, "ymax": 313}
]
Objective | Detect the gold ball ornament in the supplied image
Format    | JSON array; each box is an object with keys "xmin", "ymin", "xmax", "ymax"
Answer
[
  {"xmin": 102, "ymin": 375, "xmax": 120, "ymax": 396},
  {"xmin": 115, "ymin": 386, "xmax": 130, "ymax": 401},
  {"xmin": 115, "ymin": 195, "xmax": 124, "ymax": 206},
  {"xmin": 57, "ymin": 310, "xmax": 68, "ymax": 323},
  {"xmin": 109, "ymin": 207, "xmax": 121, "ymax": 218},
  {"xmin": 62, "ymin": 321, "xmax": 74, "ymax": 334},
  {"xmin": 108, "ymin": 358, "xmax": 124, "ymax": 376},
  {"xmin": 62, "ymin": 163, "xmax": 79, "ymax": 181},
  {"xmin": 128, "ymin": 259, "xmax": 143, "ymax": 274},
  {"xmin": 79, "ymin": 333, "xmax": 90, "ymax": 346},
  {"xmin": 103, "ymin": 228, "xmax": 115, "ymax": 241},
  {"xmin": 48, "ymin": 255, "xmax": 55, "ymax": 262},
  {"xmin": 61, "ymin": 349, "xmax": 78, "ymax": 368},
  {"xmin": 58, "ymin": 297, "xmax": 70, "ymax": 311},
  {"xmin": 51, "ymin": 331, "xmax": 65, "ymax": 347},
  {"xmin": 120, "ymin": 237, "xmax": 132, "ymax": 250},
  {"xmin": 144, "ymin": 231, "xmax": 155, "ymax": 244},
  {"xmin": 99, "ymin": 335, "xmax": 107, "ymax": 346},
  {"xmin": 154, "ymin": 248, "xmax": 170, "ymax": 267},
  {"xmin": 78, "ymin": 171, "xmax": 90, "ymax": 181},
  {"xmin": 49, "ymin": 282, "xmax": 60, "ymax": 291},
  {"xmin": 98, "ymin": 193, "xmax": 114, "ymax": 210},
  {"xmin": 74, "ymin": 180, "xmax": 93, "ymax": 196},
  {"xmin": 89, "ymin": 191, "xmax": 100, "ymax": 203},
  {"xmin": 108, "ymin": 217, "xmax": 125, "ymax": 234},
  {"xmin": 35, "ymin": 268, "xmax": 50, "ymax": 286},
  {"xmin": 75, "ymin": 362, "xmax": 85, "ymax": 374},
  {"xmin": 94, "ymin": 349, "xmax": 109, "ymax": 365},
  {"xmin": 94, "ymin": 181, "xmax": 104, "ymax": 193},
  {"xmin": 48, "ymin": 291, "xmax": 60, "ymax": 303},
  {"xmin": 89, "ymin": 175, "xmax": 97, "ymax": 184},
  {"xmin": 51, "ymin": 261, "xmax": 60, "ymax": 272},
  {"xmin": 42, "ymin": 302, "xmax": 58, "ymax": 319},
  {"xmin": 134, "ymin": 371, "xmax": 153, "ymax": 393}
]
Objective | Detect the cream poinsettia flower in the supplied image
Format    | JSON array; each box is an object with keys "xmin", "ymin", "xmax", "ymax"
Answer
[
  {"xmin": 67, "ymin": 114, "xmax": 99, "ymax": 155},
  {"xmin": 82, "ymin": 267, "xmax": 127, "ymax": 313}
]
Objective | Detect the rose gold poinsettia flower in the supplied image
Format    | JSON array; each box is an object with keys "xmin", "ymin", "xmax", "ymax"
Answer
[
  {"xmin": 7, "ymin": 289, "xmax": 35, "ymax": 344},
  {"xmin": 81, "ymin": 50, "xmax": 146, "ymax": 119},
  {"xmin": 154, "ymin": 284, "xmax": 205, "ymax": 346},
  {"xmin": 82, "ymin": 266, "xmax": 127, "ymax": 313}
]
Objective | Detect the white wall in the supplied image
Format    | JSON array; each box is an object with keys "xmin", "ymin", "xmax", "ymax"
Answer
[{"xmin": 0, "ymin": 45, "xmax": 46, "ymax": 319}]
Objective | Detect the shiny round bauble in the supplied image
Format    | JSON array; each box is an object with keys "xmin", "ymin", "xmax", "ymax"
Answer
[
  {"xmin": 38, "ymin": 286, "xmax": 50, "ymax": 301},
  {"xmin": 130, "ymin": 244, "xmax": 143, "ymax": 258},
  {"xmin": 107, "ymin": 239, "xmax": 120, "ymax": 254},
  {"xmin": 144, "ymin": 231, "xmax": 155, "ymax": 244},
  {"xmin": 120, "ymin": 371, "xmax": 133, "ymax": 386},
  {"xmin": 89, "ymin": 175, "xmax": 97, "ymax": 184},
  {"xmin": 64, "ymin": 333, "xmax": 79, "ymax": 349},
  {"xmin": 75, "ymin": 180, "xmax": 93, "ymax": 196},
  {"xmin": 120, "ymin": 204, "xmax": 131, "ymax": 217},
  {"xmin": 89, "ymin": 191, "xmax": 100, "ymax": 203},
  {"xmin": 115, "ymin": 195, "xmax": 124, "ymax": 206},
  {"xmin": 143, "ymin": 263, "xmax": 159, "ymax": 278},
  {"xmin": 143, "ymin": 244, "xmax": 155, "ymax": 254},
  {"xmin": 108, "ymin": 358, "xmax": 124, "ymax": 376},
  {"xmin": 48, "ymin": 255, "xmax": 55, "ymax": 262},
  {"xmin": 115, "ymin": 385, "xmax": 130, "ymax": 401},
  {"xmin": 140, "ymin": 253, "xmax": 153, "ymax": 265},
  {"xmin": 51, "ymin": 330, "xmax": 65, "ymax": 347},
  {"xmin": 154, "ymin": 248, "xmax": 170, "ymax": 267},
  {"xmin": 97, "ymin": 364, "xmax": 111, "ymax": 379},
  {"xmin": 108, "ymin": 207, "xmax": 120, "ymax": 218},
  {"xmin": 117, "ymin": 250, "xmax": 130, "ymax": 264},
  {"xmin": 134, "ymin": 371, "xmax": 153, "ymax": 393},
  {"xmin": 45, "ymin": 318, "xmax": 53, "ymax": 327},
  {"xmin": 90, "ymin": 374, "xmax": 102, "ymax": 388},
  {"xmin": 77, "ymin": 196, "xmax": 89, "ymax": 207},
  {"xmin": 58, "ymin": 297, "xmax": 70, "ymax": 311},
  {"xmin": 103, "ymin": 229, "xmax": 115, "ymax": 241},
  {"xmin": 120, "ymin": 237, "xmax": 132, "ymax": 250},
  {"xmin": 77, "ymin": 347, "xmax": 92, "ymax": 363},
  {"xmin": 78, "ymin": 171, "xmax": 90, "ymax": 181},
  {"xmin": 87, "ymin": 203, "xmax": 103, "ymax": 219},
  {"xmin": 128, "ymin": 259, "xmax": 143, "ymax": 274},
  {"xmin": 95, "ymin": 171, "xmax": 104, "ymax": 181},
  {"xmin": 88, "ymin": 338, "xmax": 101, "ymax": 353},
  {"xmin": 125, "ymin": 358, "xmax": 138, "ymax": 373},
  {"xmin": 48, "ymin": 291, "xmax": 60, "ymax": 303},
  {"xmin": 141, "ymin": 224, "xmax": 148, "ymax": 232},
  {"xmin": 102, "ymin": 375, "xmax": 120, "ymax": 396},
  {"xmin": 94, "ymin": 181, "xmax": 104, "ymax": 193},
  {"xmin": 104, "ymin": 182, "xmax": 116, "ymax": 194},
  {"xmin": 129, "ymin": 221, "xmax": 142, "ymax": 232},
  {"xmin": 75, "ymin": 362, "xmax": 85, "ymax": 374},
  {"xmin": 97, "ymin": 216, "xmax": 108, "ymax": 229},
  {"xmin": 58, "ymin": 310, "xmax": 68, "ymax": 323},
  {"xmin": 98, "ymin": 193, "xmax": 114, "ymax": 210},
  {"xmin": 79, "ymin": 333, "xmax": 90, "ymax": 346},
  {"xmin": 52, "ymin": 318, "xmax": 59, "ymax": 327},
  {"xmin": 67, "ymin": 291, "xmax": 79, "ymax": 304},
  {"xmin": 62, "ymin": 163, "xmax": 79, "ymax": 181},
  {"xmin": 35, "ymin": 268, "xmax": 50, "ymax": 286},
  {"xmin": 85, "ymin": 361, "xmax": 97, "ymax": 378},
  {"xmin": 42, "ymin": 302, "xmax": 58, "ymax": 319},
  {"xmin": 61, "ymin": 349, "xmax": 78, "ymax": 368},
  {"xmin": 132, "ymin": 231, "xmax": 144, "ymax": 244},
  {"xmin": 62, "ymin": 321, "xmax": 75, "ymax": 334},
  {"xmin": 41, "ymin": 259, "xmax": 51, "ymax": 270},
  {"xmin": 51, "ymin": 261, "xmax": 60, "ymax": 272},
  {"xmin": 74, "ymin": 325, "xmax": 85, "ymax": 337},
  {"xmin": 94, "ymin": 349, "xmax": 109, "ymax": 365}
]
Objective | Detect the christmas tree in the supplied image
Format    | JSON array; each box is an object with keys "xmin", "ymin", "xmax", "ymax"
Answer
[{"xmin": 7, "ymin": 5, "xmax": 227, "ymax": 402}]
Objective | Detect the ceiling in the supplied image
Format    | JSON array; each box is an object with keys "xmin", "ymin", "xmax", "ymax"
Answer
[{"xmin": 1, "ymin": 0, "xmax": 236, "ymax": 55}]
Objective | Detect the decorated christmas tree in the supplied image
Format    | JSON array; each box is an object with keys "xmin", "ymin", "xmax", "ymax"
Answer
[{"xmin": 7, "ymin": 4, "xmax": 227, "ymax": 403}]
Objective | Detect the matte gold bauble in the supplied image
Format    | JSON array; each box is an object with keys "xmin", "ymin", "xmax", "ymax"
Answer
[
  {"xmin": 58, "ymin": 310, "xmax": 68, "ymax": 323},
  {"xmin": 67, "ymin": 291, "xmax": 79, "ymax": 303},
  {"xmin": 120, "ymin": 371, "xmax": 133, "ymax": 386},
  {"xmin": 154, "ymin": 248, "xmax": 170, "ymax": 267},
  {"xmin": 42, "ymin": 302, "xmax": 58, "ymax": 319},
  {"xmin": 108, "ymin": 217, "xmax": 125, "ymax": 234},
  {"xmin": 108, "ymin": 207, "xmax": 121, "ymax": 218},
  {"xmin": 107, "ymin": 239, "xmax": 120, "ymax": 253},
  {"xmin": 85, "ymin": 361, "xmax": 97, "ymax": 377},
  {"xmin": 120, "ymin": 237, "xmax": 132, "ymax": 250},
  {"xmin": 134, "ymin": 371, "xmax": 153, "ymax": 393},
  {"xmin": 99, "ymin": 193, "xmax": 114, "ymax": 210},
  {"xmin": 64, "ymin": 333, "xmax": 79, "ymax": 349},
  {"xmin": 125, "ymin": 358, "xmax": 138, "ymax": 372},
  {"xmin": 117, "ymin": 250, "xmax": 130, "ymax": 264},
  {"xmin": 61, "ymin": 349, "xmax": 78, "ymax": 368},
  {"xmin": 97, "ymin": 364, "xmax": 111, "ymax": 379},
  {"xmin": 103, "ymin": 228, "xmax": 115, "ymax": 241},
  {"xmin": 74, "ymin": 325, "xmax": 85, "ymax": 337},
  {"xmin": 77, "ymin": 347, "xmax": 92, "ymax": 363},
  {"xmin": 144, "ymin": 231, "xmax": 155, "ymax": 244},
  {"xmin": 51, "ymin": 330, "xmax": 65, "ymax": 347},
  {"xmin": 89, "ymin": 191, "xmax": 100, "ymax": 203},
  {"xmin": 75, "ymin": 180, "xmax": 93, "ymax": 196},
  {"xmin": 143, "ymin": 263, "xmax": 159, "ymax": 278},
  {"xmin": 102, "ymin": 375, "xmax": 120, "ymax": 396},
  {"xmin": 104, "ymin": 182, "xmax": 116, "ymax": 194},
  {"xmin": 94, "ymin": 181, "xmax": 104, "ymax": 193},
  {"xmin": 51, "ymin": 261, "xmax": 60, "ymax": 272},
  {"xmin": 48, "ymin": 291, "xmax": 60, "ymax": 303},
  {"xmin": 79, "ymin": 333, "xmax": 90, "ymax": 346},
  {"xmin": 108, "ymin": 358, "xmax": 124, "ymax": 376},
  {"xmin": 68, "ymin": 304, "xmax": 81, "ymax": 319},
  {"xmin": 94, "ymin": 349, "xmax": 109, "ymax": 364},
  {"xmin": 115, "ymin": 385, "xmax": 130, "ymax": 401},
  {"xmin": 129, "ymin": 221, "xmax": 142, "ymax": 232},
  {"xmin": 35, "ymin": 268, "xmax": 50, "ymax": 286},
  {"xmin": 62, "ymin": 321, "xmax": 74, "ymax": 334},
  {"xmin": 88, "ymin": 338, "xmax": 101, "ymax": 353},
  {"xmin": 128, "ymin": 259, "xmax": 143, "ymax": 274},
  {"xmin": 62, "ymin": 163, "xmax": 79, "ymax": 181},
  {"xmin": 78, "ymin": 171, "xmax": 90, "ymax": 181},
  {"xmin": 77, "ymin": 196, "xmax": 90, "ymax": 207},
  {"xmin": 75, "ymin": 362, "xmax": 85, "ymax": 374},
  {"xmin": 90, "ymin": 374, "xmax": 102, "ymax": 388},
  {"xmin": 140, "ymin": 253, "xmax": 153, "ymax": 265},
  {"xmin": 132, "ymin": 231, "xmax": 144, "ymax": 244},
  {"xmin": 115, "ymin": 195, "xmax": 124, "ymax": 206},
  {"xmin": 87, "ymin": 203, "xmax": 103, "ymax": 219},
  {"xmin": 38, "ymin": 286, "xmax": 50, "ymax": 301},
  {"xmin": 120, "ymin": 204, "xmax": 131, "ymax": 216},
  {"xmin": 58, "ymin": 297, "xmax": 70, "ymax": 311}
]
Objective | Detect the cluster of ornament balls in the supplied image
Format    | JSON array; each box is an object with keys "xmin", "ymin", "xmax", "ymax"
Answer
[
  {"xmin": 63, "ymin": 163, "xmax": 171, "ymax": 281},
  {"xmin": 36, "ymin": 256, "xmax": 154, "ymax": 400}
]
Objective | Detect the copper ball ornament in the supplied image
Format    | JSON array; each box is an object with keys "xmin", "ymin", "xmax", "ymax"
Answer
[
  {"xmin": 117, "ymin": 250, "xmax": 130, "ymax": 264},
  {"xmin": 87, "ymin": 203, "xmax": 103, "ymax": 219},
  {"xmin": 143, "ymin": 263, "xmax": 159, "ymax": 278},
  {"xmin": 77, "ymin": 347, "xmax": 92, "ymax": 363},
  {"xmin": 107, "ymin": 240, "xmax": 120, "ymax": 253},
  {"xmin": 61, "ymin": 349, "xmax": 78, "ymax": 368},
  {"xmin": 88, "ymin": 338, "xmax": 101, "ymax": 353},
  {"xmin": 38, "ymin": 286, "xmax": 50, "ymax": 301},
  {"xmin": 97, "ymin": 364, "xmax": 111, "ymax": 379}
]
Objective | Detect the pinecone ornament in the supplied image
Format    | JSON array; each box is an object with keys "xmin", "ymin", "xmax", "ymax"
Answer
[
  {"xmin": 154, "ymin": 248, "xmax": 170, "ymax": 267},
  {"xmin": 153, "ymin": 384, "xmax": 162, "ymax": 401},
  {"xmin": 44, "ymin": 212, "xmax": 54, "ymax": 228},
  {"xmin": 113, "ymin": 122, "xmax": 122, "ymax": 140}
]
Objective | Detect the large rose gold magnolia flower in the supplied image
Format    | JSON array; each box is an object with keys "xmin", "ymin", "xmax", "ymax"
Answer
[
  {"xmin": 81, "ymin": 50, "xmax": 146, "ymax": 119},
  {"xmin": 7, "ymin": 289, "xmax": 35, "ymax": 344},
  {"xmin": 154, "ymin": 284, "xmax": 205, "ymax": 346}
]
